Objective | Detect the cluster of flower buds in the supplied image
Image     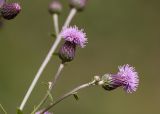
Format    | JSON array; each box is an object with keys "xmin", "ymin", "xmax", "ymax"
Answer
[
  {"xmin": 0, "ymin": 0, "xmax": 21, "ymax": 20},
  {"xmin": 59, "ymin": 26, "xmax": 87, "ymax": 63},
  {"xmin": 98, "ymin": 64, "xmax": 139, "ymax": 93}
]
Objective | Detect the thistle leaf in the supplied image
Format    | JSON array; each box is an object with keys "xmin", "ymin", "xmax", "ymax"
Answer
[{"xmin": 73, "ymin": 93, "xmax": 79, "ymax": 101}]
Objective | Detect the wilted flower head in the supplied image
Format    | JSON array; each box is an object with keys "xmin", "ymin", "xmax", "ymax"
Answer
[
  {"xmin": 35, "ymin": 110, "xmax": 52, "ymax": 114},
  {"xmin": 69, "ymin": 0, "xmax": 88, "ymax": 11},
  {"xmin": 59, "ymin": 41, "xmax": 76, "ymax": 63},
  {"xmin": 48, "ymin": 0, "xmax": 62, "ymax": 14},
  {"xmin": 60, "ymin": 26, "xmax": 87, "ymax": 48},
  {"xmin": 102, "ymin": 64, "xmax": 139, "ymax": 93},
  {"xmin": 1, "ymin": 3, "xmax": 21, "ymax": 20}
]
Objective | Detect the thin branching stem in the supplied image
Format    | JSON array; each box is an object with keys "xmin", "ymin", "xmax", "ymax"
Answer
[
  {"xmin": 0, "ymin": 104, "xmax": 7, "ymax": 114},
  {"xmin": 19, "ymin": 8, "xmax": 77, "ymax": 111},
  {"xmin": 31, "ymin": 63, "xmax": 64, "ymax": 114},
  {"xmin": 41, "ymin": 80, "xmax": 96, "ymax": 114}
]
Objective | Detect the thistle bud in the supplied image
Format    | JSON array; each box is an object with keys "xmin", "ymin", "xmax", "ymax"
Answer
[
  {"xmin": 48, "ymin": 0, "xmax": 62, "ymax": 14},
  {"xmin": 1, "ymin": 3, "xmax": 21, "ymax": 20},
  {"xmin": 59, "ymin": 41, "xmax": 76, "ymax": 63},
  {"xmin": 101, "ymin": 74, "xmax": 118, "ymax": 91},
  {"xmin": 69, "ymin": 0, "xmax": 88, "ymax": 11},
  {"xmin": 0, "ymin": 0, "xmax": 6, "ymax": 8}
]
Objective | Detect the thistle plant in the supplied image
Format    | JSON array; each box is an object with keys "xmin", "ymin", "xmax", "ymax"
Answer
[{"xmin": 0, "ymin": 0, "xmax": 140, "ymax": 114}]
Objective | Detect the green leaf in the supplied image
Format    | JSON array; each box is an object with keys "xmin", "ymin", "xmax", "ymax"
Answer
[
  {"xmin": 73, "ymin": 93, "xmax": 79, "ymax": 101},
  {"xmin": 53, "ymin": 52, "xmax": 59, "ymax": 57},
  {"xmin": 50, "ymin": 33, "xmax": 56, "ymax": 38},
  {"xmin": 47, "ymin": 90, "xmax": 53, "ymax": 102},
  {"xmin": 17, "ymin": 108, "xmax": 23, "ymax": 114}
]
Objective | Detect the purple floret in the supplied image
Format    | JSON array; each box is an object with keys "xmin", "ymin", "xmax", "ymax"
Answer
[
  {"xmin": 60, "ymin": 26, "xmax": 87, "ymax": 48},
  {"xmin": 117, "ymin": 64, "xmax": 139, "ymax": 93},
  {"xmin": 102, "ymin": 64, "xmax": 139, "ymax": 93}
]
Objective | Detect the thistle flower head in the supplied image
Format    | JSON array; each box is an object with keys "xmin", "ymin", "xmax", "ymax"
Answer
[
  {"xmin": 60, "ymin": 26, "xmax": 87, "ymax": 48},
  {"xmin": 48, "ymin": 0, "xmax": 62, "ymax": 14},
  {"xmin": 117, "ymin": 64, "xmax": 139, "ymax": 93},
  {"xmin": 102, "ymin": 64, "xmax": 139, "ymax": 93},
  {"xmin": 69, "ymin": 0, "xmax": 88, "ymax": 11},
  {"xmin": 1, "ymin": 3, "xmax": 21, "ymax": 20},
  {"xmin": 59, "ymin": 41, "xmax": 76, "ymax": 63},
  {"xmin": 35, "ymin": 110, "xmax": 52, "ymax": 114}
]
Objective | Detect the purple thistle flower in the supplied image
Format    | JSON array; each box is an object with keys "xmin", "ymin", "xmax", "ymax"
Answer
[
  {"xmin": 1, "ymin": 3, "xmax": 21, "ymax": 20},
  {"xmin": 35, "ymin": 110, "xmax": 53, "ymax": 114},
  {"xmin": 69, "ymin": 0, "xmax": 88, "ymax": 11},
  {"xmin": 117, "ymin": 64, "xmax": 139, "ymax": 93},
  {"xmin": 59, "ymin": 41, "xmax": 76, "ymax": 63},
  {"xmin": 102, "ymin": 64, "xmax": 139, "ymax": 93},
  {"xmin": 60, "ymin": 26, "xmax": 87, "ymax": 48}
]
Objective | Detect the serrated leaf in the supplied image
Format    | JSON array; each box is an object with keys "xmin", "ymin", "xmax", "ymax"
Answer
[
  {"xmin": 73, "ymin": 93, "xmax": 79, "ymax": 101},
  {"xmin": 17, "ymin": 108, "xmax": 23, "ymax": 114},
  {"xmin": 47, "ymin": 90, "xmax": 53, "ymax": 102}
]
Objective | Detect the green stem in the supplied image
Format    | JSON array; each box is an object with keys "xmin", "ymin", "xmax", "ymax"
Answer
[
  {"xmin": 53, "ymin": 14, "xmax": 59, "ymax": 37},
  {"xmin": 41, "ymin": 80, "xmax": 96, "ymax": 114},
  {"xmin": 0, "ymin": 104, "xmax": 7, "ymax": 114},
  {"xmin": 19, "ymin": 8, "xmax": 77, "ymax": 111},
  {"xmin": 31, "ymin": 63, "xmax": 65, "ymax": 114}
]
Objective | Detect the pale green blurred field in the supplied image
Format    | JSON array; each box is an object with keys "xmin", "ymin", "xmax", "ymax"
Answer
[{"xmin": 0, "ymin": 0, "xmax": 160, "ymax": 114}]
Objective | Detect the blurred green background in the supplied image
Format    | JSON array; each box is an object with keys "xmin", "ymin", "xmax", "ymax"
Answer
[{"xmin": 0, "ymin": 0, "xmax": 160, "ymax": 114}]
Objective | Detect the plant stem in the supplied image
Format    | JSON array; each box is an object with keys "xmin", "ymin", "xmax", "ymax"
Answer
[
  {"xmin": 53, "ymin": 14, "xmax": 59, "ymax": 37},
  {"xmin": 41, "ymin": 80, "xmax": 96, "ymax": 114},
  {"xmin": 0, "ymin": 104, "xmax": 7, "ymax": 114},
  {"xmin": 31, "ymin": 63, "xmax": 64, "ymax": 114},
  {"xmin": 63, "ymin": 8, "xmax": 77, "ymax": 29},
  {"xmin": 19, "ymin": 8, "xmax": 77, "ymax": 111}
]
